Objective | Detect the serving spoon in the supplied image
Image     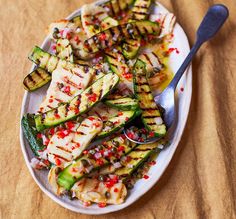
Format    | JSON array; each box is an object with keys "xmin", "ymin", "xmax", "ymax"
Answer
[{"xmin": 124, "ymin": 4, "xmax": 229, "ymax": 144}]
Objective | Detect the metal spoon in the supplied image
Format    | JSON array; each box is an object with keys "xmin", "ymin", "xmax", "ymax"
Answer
[{"xmin": 124, "ymin": 4, "xmax": 229, "ymax": 144}]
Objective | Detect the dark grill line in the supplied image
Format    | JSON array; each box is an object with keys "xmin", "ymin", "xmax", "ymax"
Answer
[
  {"xmin": 56, "ymin": 145, "xmax": 72, "ymax": 153},
  {"xmin": 105, "ymin": 52, "xmax": 117, "ymax": 59},
  {"xmin": 50, "ymin": 153, "xmax": 71, "ymax": 162},
  {"xmin": 143, "ymin": 54, "xmax": 153, "ymax": 66}
]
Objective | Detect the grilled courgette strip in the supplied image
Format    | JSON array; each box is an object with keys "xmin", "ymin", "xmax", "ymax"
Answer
[
  {"xmin": 131, "ymin": 0, "xmax": 152, "ymax": 20},
  {"xmin": 133, "ymin": 59, "xmax": 166, "ymax": 136},
  {"xmin": 83, "ymin": 20, "xmax": 160, "ymax": 53},
  {"xmin": 121, "ymin": 38, "xmax": 141, "ymax": 59},
  {"xmin": 35, "ymin": 73, "xmax": 120, "ymax": 131},
  {"xmin": 120, "ymin": 0, "xmax": 152, "ymax": 59},
  {"xmin": 115, "ymin": 143, "xmax": 159, "ymax": 179},
  {"xmin": 104, "ymin": 97, "xmax": 138, "ymax": 110},
  {"xmin": 57, "ymin": 136, "xmax": 137, "ymax": 190},
  {"xmin": 97, "ymin": 109, "xmax": 140, "ymax": 139},
  {"xmin": 29, "ymin": 46, "xmax": 90, "ymax": 73},
  {"xmin": 102, "ymin": 0, "xmax": 135, "ymax": 17},
  {"xmin": 55, "ymin": 39, "xmax": 74, "ymax": 63},
  {"xmin": 23, "ymin": 68, "xmax": 51, "ymax": 91},
  {"xmin": 21, "ymin": 114, "xmax": 46, "ymax": 156}
]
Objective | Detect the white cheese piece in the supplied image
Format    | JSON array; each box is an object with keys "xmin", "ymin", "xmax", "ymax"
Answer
[
  {"xmin": 71, "ymin": 178, "xmax": 127, "ymax": 204},
  {"xmin": 47, "ymin": 116, "xmax": 102, "ymax": 167},
  {"xmin": 72, "ymin": 116, "xmax": 103, "ymax": 159},
  {"xmin": 39, "ymin": 67, "xmax": 92, "ymax": 113}
]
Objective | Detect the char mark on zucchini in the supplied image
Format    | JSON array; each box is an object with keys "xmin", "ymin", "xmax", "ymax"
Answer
[
  {"xmin": 83, "ymin": 20, "xmax": 160, "ymax": 53},
  {"xmin": 133, "ymin": 59, "xmax": 166, "ymax": 137}
]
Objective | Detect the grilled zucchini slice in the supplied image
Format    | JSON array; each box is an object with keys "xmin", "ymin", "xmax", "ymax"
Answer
[
  {"xmin": 21, "ymin": 114, "xmax": 46, "ymax": 156},
  {"xmin": 105, "ymin": 49, "xmax": 131, "ymax": 82},
  {"xmin": 133, "ymin": 59, "xmax": 166, "ymax": 136},
  {"xmin": 34, "ymin": 73, "xmax": 119, "ymax": 131},
  {"xmin": 23, "ymin": 68, "xmax": 51, "ymax": 91},
  {"xmin": 115, "ymin": 143, "xmax": 158, "ymax": 179},
  {"xmin": 57, "ymin": 136, "xmax": 137, "ymax": 190},
  {"xmin": 83, "ymin": 20, "xmax": 160, "ymax": 53},
  {"xmin": 121, "ymin": 38, "xmax": 141, "ymax": 59},
  {"xmin": 131, "ymin": 0, "xmax": 152, "ymax": 20},
  {"xmin": 97, "ymin": 110, "xmax": 140, "ymax": 139},
  {"xmin": 101, "ymin": 16, "xmax": 119, "ymax": 30},
  {"xmin": 102, "ymin": 0, "xmax": 135, "ymax": 17},
  {"xmin": 55, "ymin": 39, "xmax": 74, "ymax": 63},
  {"xmin": 104, "ymin": 97, "xmax": 138, "ymax": 110}
]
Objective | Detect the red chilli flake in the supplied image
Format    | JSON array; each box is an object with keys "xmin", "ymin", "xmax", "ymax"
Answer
[
  {"xmin": 98, "ymin": 202, "xmax": 107, "ymax": 208},
  {"xmin": 168, "ymin": 47, "xmax": 180, "ymax": 55},
  {"xmin": 88, "ymin": 93, "xmax": 97, "ymax": 102},
  {"xmin": 66, "ymin": 121, "xmax": 75, "ymax": 130},
  {"xmin": 148, "ymin": 160, "xmax": 157, "ymax": 166},
  {"xmin": 93, "ymin": 122, "xmax": 101, "ymax": 128},
  {"xmin": 99, "ymin": 33, "xmax": 107, "ymax": 41},
  {"xmin": 118, "ymin": 146, "xmax": 125, "ymax": 152},
  {"xmin": 127, "ymin": 132, "xmax": 135, "ymax": 139},
  {"xmin": 180, "ymin": 87, "xmax": 184, "ymax": 92},
  {"xmin": 88, "ymin": 117, "xmax": 95, "ymax": 121},
  {"xmin": 96, "ymin": 159, "xmax": 104, "ymax": 166},
  {"xmin": 117, "ymin": 112, "xmax": 123, "ymax": 116},
  {"xmin": 64, "ymin": 86, "xmax": 71, "ymax": 95},
  {"xmin": 44, "ymin": 138, "xmax": 50, "ymax": 146},
  {"xmin": 122, "ymin": 73, "xmax": 132, "ymax": 79},
  {"xmin": 149, "ymin": 132, "xmax": 155, "ymax": 138},
  {"xmin": 57, "ymin": 130, "xmax": 70, "ymax": 139},
  {"xmin": 55, "ymin": 158, "xmax": 61, "ymax": 166},
  {"xmin": 55, "ymin": 114, "xmax": 61, "ymax": 119},
  {"xmin": 83, "ymin": 201, "xmax": 91, "ymax": 207},
  {"xmin": 66, "ymin": 33, "xmax": 72, "ymax": 40},
  {"xmin": 114, "ymin": 188, "xmax": 119, "ymax": 193},
  {"xmin": 37, "ymin": 133, "xmax": 42, "ymax": 139},
  {"xmin": 49, "ymin": 99, "xmax": 53, "ymax": 103},
  {"xmin": 143, "ymin": 175, "xmax": 149, "ymax": 180},
  {"xmin": 51, "ymin": 44, "xmax": 56, "ymax": 50},
  {"xmin": 83, "ymin": 150, "xmax": 88, "ymax": 155}
]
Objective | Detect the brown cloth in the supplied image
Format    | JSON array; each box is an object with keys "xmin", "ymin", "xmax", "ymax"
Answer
[{"xmin": 0, "ymin": 0, "xmax": 235, "ymax": 218}]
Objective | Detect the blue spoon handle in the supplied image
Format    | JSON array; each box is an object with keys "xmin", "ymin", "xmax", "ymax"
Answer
[{"xmin": 169, "ymin": 4, "xmax": 229, "ymax": 89}]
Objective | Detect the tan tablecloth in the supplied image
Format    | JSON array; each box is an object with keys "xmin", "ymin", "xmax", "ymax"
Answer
[{"xmin": 0, "ymin": 0, "xmax": 235, "ymax": 218}]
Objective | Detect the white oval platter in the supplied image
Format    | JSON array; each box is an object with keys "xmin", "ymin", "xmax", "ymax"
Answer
[{"xmin": 20, "ymin": 0, "xmax": 192, "ymax": 215}]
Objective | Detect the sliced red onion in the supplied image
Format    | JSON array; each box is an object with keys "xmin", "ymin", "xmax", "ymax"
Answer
[
  {"xmin": 113, "ymin": 162, "xmax": 122, "ymax": 169},
  {"xmin": 94, "ymin": 152, "xmax": 102, "ymax": 159}
]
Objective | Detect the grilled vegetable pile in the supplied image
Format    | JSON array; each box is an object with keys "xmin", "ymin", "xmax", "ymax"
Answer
[{"xmin": 22, "ymin": 0, "xmax": 177, "ymax": 207}]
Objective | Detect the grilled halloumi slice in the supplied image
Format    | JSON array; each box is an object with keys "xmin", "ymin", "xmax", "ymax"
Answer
[
  {"xmin": 72, "ymin": 116, "xmax": 103, "ymax": 159},
  {"xmin": 139, "ymin": 51, "xmax": 163, "ymax": 76},
  {"xmin": 150, "ymin": 12, "xmax": 176, "ymax": 37},
  {"xmin": 47, "ymin": 16, "xmax": 82, "ymax": 39},
  {"xmin": 47, "ymin": 116, "xmax": 102, "ymax": 167},
  {"xmin": 71, "ymin": 178, "xmax": 127, "ymax": 204},
  {"xmin": 39, "ymin": 67, "xmax": 93, "ymax": 113}
]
